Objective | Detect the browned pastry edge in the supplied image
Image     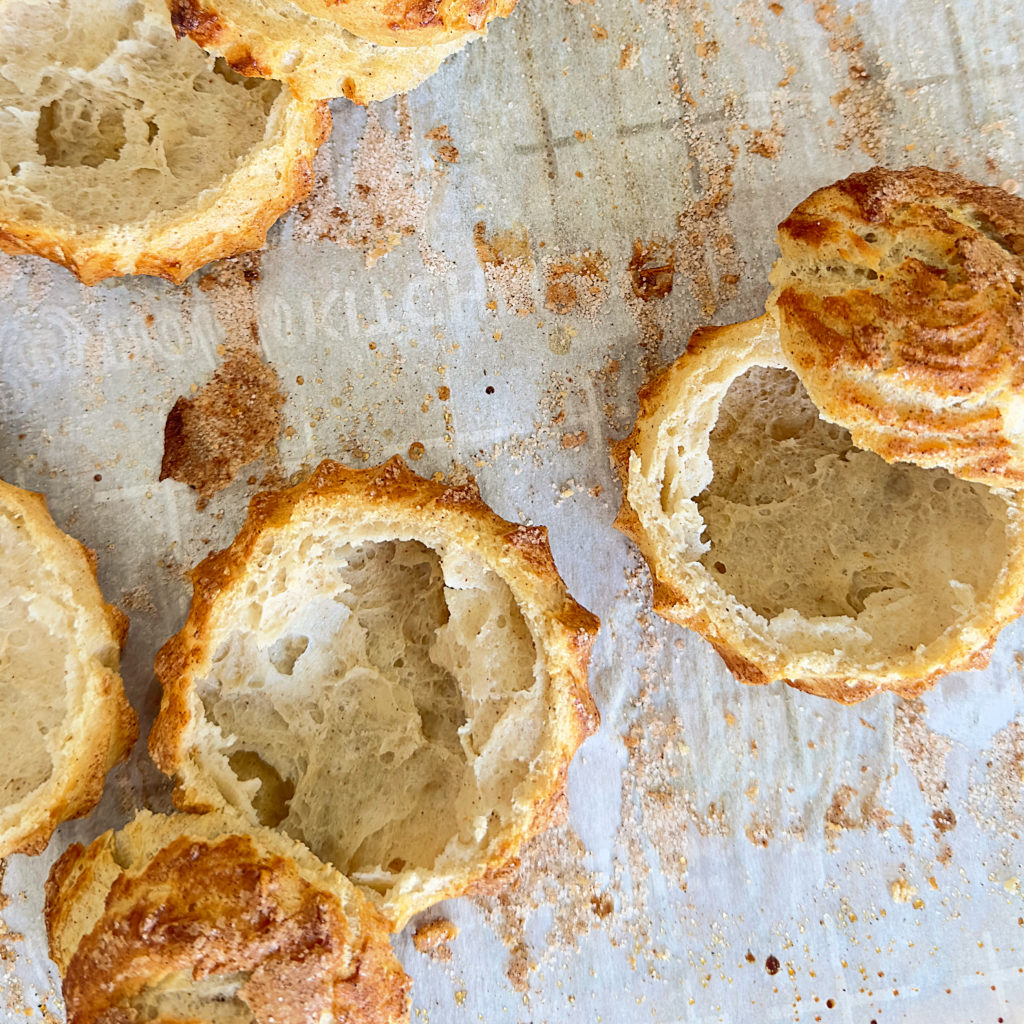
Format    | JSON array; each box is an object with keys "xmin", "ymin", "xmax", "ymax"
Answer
[
  {"xmin": 315, "ymin": 0, "xmax": 518, "ymax": 47},
  {"xmin": 166, "ymin": 0, "xmax": 471, "ymax": 104},
  {"xmin": 149, "ymin": 456, "xmax": 599, "ymax": 927}
]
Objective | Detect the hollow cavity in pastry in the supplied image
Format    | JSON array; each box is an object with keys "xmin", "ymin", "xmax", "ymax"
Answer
[{"xmin": 152, "ymin": 459, "xmax": 598, "ymax": 928}]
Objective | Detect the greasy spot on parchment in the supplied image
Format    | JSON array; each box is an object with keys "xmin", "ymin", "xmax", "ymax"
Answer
[
  {"xmin": 159, "ymin": 255, "xmax": 284, "ymax": 506},
  {"xmin": 628, "ymin": 238, "xmax": 675, "ymax": 301},
  {"xmin": 473, "ymin": 222, "xmax": 536, "ymax": 315}
]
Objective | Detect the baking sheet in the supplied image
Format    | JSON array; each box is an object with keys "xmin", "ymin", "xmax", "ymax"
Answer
[{"xmin": 2, "ymin": 0, "xmax": 1024, "ymax": 1021}]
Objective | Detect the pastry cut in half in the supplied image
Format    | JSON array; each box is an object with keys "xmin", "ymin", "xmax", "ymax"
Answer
[
  {"xmin": 770, "ymin": 165, "xmax": 1024, "ymax": 489},
  {"xmin": 151, "ymin": 457, "xmax": 599, "ymax": 930},
  {"xmin": 167, "ymin": 0, "xmax": 514, "ymax": 102},
  {"xmin": 0, "ymin": 0, "xmax": 330, "ymax": 284},
  {"xmin": 612, "ymin": 314, "xmax": 1024, "ymax": 703},
  {"xmin": 45, "ymin": 810, "xmax": 410, "ymax": 1024},
  {"xmin": 0, "ymin": 478, "xmax": 136, "ymax": 857}
]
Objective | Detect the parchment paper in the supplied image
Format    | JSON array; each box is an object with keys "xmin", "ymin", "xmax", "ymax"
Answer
[{"xmin": 1, "ymin": 1, "xmax": 1023, "ymax": 1021}]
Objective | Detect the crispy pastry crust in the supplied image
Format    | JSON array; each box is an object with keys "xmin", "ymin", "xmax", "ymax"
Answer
[
  {"xmin": 168, "ymin": 0, "xmax": 472, "ymax": 102},
  {"xmin": 44, "ymin": 811, "xmax": 410, "ymax": 1024},
  {"xmin": 150, "ymin": 456, "xmax": 599, "ymax": 928},
  {"xmin": 0, "ymin": 480, "xmax": 136, "ymax": 857},
  {"xmin": 770, "ymin": 165, "xmax": 1024, "ymax": 488},
  {"xmin": 611, "ymin": 316, "xmax": 1024, "ymax": 703}
]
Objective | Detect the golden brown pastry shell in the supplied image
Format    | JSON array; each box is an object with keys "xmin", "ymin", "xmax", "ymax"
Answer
[
  {"xmin": 45, "ymin": 810, "xmax": 410, "ymax": 1024},
  {"xmin": 611, "ymin": 316, "xmax": 1024, "ymax": 704},
  {"xmin": 0, "ymin": 98, "xmax": 330, "ymax": 286},
  {"xmin": 150, "ymin": 456, "xmax": 599, "ymax": 929}
]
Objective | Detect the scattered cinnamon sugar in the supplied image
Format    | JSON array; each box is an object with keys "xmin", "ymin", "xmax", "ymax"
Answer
[
  {"xmin": 745, "ymin": 812, "xmax": 775, "ymax": 847},
  {"xmin": 160, "ymin": 255, "xmax": 284, "ymax": 506},
  {"xmin": 590, "ymin": 354, "xmax": 627, "ymax": 432},
  {"xmin": 967, "ymin": 715, "xmax": 1024, "ymax": 837},
  {"xmin": 345, "ymin": 102, "xmax": 427, "ymax": 265},
  {"xmin": 543, "ymin": 251, "xmax": 610, "ymax": 317},
  {"xmin": 119, "ymin": 585, "xmax": 157, "ymax": 614},
  {"xmin": 426, "ymin": 123, "xmax": 459, "ymax": 163},
  {"xmin": 0, "ymin": 864, "xmax": 26, "ymax": 1016},
  {"xmin": 621, "ymin": 710, "xmax": 696, "ymax": 891},
  {"xmin": 473, "ymin": 222, "xmax": 537, "ymax": 315},
  {"xmin": 412, "ymin": 919, "xmax": 458, "ymax": 962},
  {"xmin": 824, "ymin": 784, "xmax": 892, "ymax": 848},
  {"xmin": 812, "ymin": 0, "xmax": 889, "ymax": 158},
  {"xmin": 931, "ymin": 806, "xmax": 956, "ymax": 837},
  {"xmin": 747, "ymin": 109, "xmax": 786, "ymax": 159},
  {"xmin": 471, "ymin": 808, "xmax": 605, "ymax": 993},
  {"xmin": 160, "ymin": 352, "xmax": 284, "ymax": 505},
  {"xmin": 893, "ymin": 700, "xmax": 952, "ymax": 810},
  {"xmin": 675, "ymin": 151, "xmax": 741, "ymax": 317},
  {"xmin": 294, "ymin": 101, "xmax": 427, "ymax": 266}
]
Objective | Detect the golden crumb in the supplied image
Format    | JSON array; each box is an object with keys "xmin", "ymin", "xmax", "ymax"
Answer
[
  {"xmin": 412, "ymin": 919, "xmax": 458, "ymax": 962},
  {"xmin": 890, "ymin": 877, "xmax": 917, "ymax": 903}
]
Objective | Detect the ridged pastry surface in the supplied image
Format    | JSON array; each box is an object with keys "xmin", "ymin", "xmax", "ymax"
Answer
[{"xmin": 770, "ymin": 166, "xmax": 1024, "ymax": 488}]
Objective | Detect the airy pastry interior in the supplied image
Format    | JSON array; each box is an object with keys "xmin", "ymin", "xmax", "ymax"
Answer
[
  {"xmin": 129, "ymin": 979, "xmax": 253, "ymax": 1024},
  {"xmin": 196, "ymin": 531, "xmax": 544, "ymax": 890},
  {"xmin": 0, "ymin": 0, "xmax": 281, "ymax": 226},
  {"xmin": 0, "ymin": 506, "xmax": 74, "ymax": 805},
  {"xmin": 693, "ymin": 365, "xmax": 1011, "ymax": 656}
]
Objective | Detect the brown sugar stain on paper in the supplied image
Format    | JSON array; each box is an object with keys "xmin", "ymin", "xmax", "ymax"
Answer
[
  {"xmin": 159, "ymin": 254, "xmax": 285, "ymax": 506},
  {"xmin": 543, "ymin": 250, "xmax": 610, "ymax": 318}
]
